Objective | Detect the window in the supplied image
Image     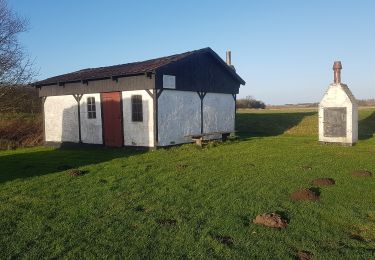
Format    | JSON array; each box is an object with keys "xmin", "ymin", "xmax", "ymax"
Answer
[
  {"xmin": 131, "ymin": 95, "xmax": 143, "ymax": 122},
  {"xmin": 87, "ymin": 97, "xmax": 96, "ymax": 119},
  {"xmin": 163, "ymin": 75, "xmax": 176, "ymax": 89}
]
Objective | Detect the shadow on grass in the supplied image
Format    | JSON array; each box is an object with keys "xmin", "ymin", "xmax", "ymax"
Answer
[
  {"xmin": 0, "ymin": 146, "xmax": 144, "ymax": 184},
  {"xmin": 359, "ymin": 111, "xmax": 375, "ymax": 140},
  {"xmin": 236, "ymin": 111, "xmax": 316, "ymax": 139}
]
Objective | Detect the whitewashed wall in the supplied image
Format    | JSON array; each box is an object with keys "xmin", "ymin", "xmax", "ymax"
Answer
[
  {"xmin": 44, "ymin": 95, "xmax": 79, "ymax": 142},
  {"xmin": 319, "ymin": 83, "xmax": 358, "ymax": 144},
  {"xmin": 79, "ymin": 93, "xmax": 103, "ymax": 144},
  {"xmin": 122, "ymin": 90, "xmax": 154, "ymax": 147},
  {"xmin": 203, "ymin": 93, "xmax": 235, "ymax": 134},
  {"xmin": 158, "ymin": 90, "xmax": 201, "ymax": 146}
]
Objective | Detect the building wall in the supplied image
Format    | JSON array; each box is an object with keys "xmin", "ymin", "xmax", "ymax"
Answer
[
  {"xmin": 203, "ymin": 93, "xmax": 235, "ymax": 134},
  {"xmin": 43, "ymin": 90, "xmax": 235, "ymax": 147},
  {"xmin": 157, "ymin": 90, "xmax": 235, "ymax": 146},
  {"xmin": 122, "ymin": 90, "xmax": 154, "ymax": 147},
  {"xmin": 44, "ymin": 95, "xmax": 79, "ymax": 142},
  {"xmin": 158, "ymin": 90, "xmax": 201, "ymax": 146},
  {"xmin": 79, "ymin": 93, "xmax": 103, "ymax": 144},
  {"xmin": 319, "ymin": 84, "xmax": 358, "ymax": 144}
]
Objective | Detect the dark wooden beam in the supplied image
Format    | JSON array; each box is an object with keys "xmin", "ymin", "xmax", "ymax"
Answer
[
  {"xmin": 73, "ymin": 94, "xmax": 83, "ymax": 143},
  {"xmin": 145, "ymin": 89, "xmax": 154, "ymax": 98},
  {"xmin": 156, "ymin": 89, "xmax": 163, "ymax": 99}
]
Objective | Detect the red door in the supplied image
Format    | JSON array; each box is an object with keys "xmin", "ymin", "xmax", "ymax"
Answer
[{"xmin": 101, "ymin": 92, "xmax": 123, "ymax": 147}]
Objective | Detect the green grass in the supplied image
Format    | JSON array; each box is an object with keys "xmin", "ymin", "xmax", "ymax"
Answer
[{"xmin": 0, "ymin": 108, "xmax": 375, "ymax": 258}]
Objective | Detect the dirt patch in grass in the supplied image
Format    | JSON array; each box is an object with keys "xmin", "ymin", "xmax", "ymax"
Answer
[
  {"xmin": 68, "ymin": 169, "xmax": 87, "ymax": 177},
  {"xmin": 301, "ymin": 165, "xmax": 312, "ymax": 171},
  {"xmin": 351, "ymin": 170, "xmax": 372, "ymax": 177},
  {"xmin": 176, "ymin": 163, "xmax": 188, "ymax": 171},
  {"xmin": 214, "ymin": 235, "xmax": 234, "ymax": 246},
  {"xmin": 98, "ymin": 179, "xmax": 108, "ymax": 184},
  {"xmin": 134, "ymin": 205, "xmax": 145, "ymax": 212},
  {"xmin": 311, "ymin": 178, "xmax": 335, "ymax": 186},
  {"xmin": 253, "ymin": 213, "xmax": 288, "ymax": 228},
  {"xmin": 349, "ymin": 233, "xmax": 366, "ymax": 242},
  {"xmin": 296, "ymin": 250, "xmax": 313, "ymax": 260},
  {"xmin": 157, "ymin": 219, "xmax": 177, "ymax": 227},
  {"xmin": 290, "ymin": 188, "xmax": 320, "ymax": 201}
]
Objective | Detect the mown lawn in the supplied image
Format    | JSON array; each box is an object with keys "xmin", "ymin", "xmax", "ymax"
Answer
[{"xmin": 0, "ymin": 109, "xmax": 374, "ymax": 259}]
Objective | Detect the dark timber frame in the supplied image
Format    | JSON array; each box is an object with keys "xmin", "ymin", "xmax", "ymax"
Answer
[
  {"xmin": 232, "ymin": 94, "xmax": 237, "ymax": 130},
  {"xmin": 119, "ymin": 92, "xmax": 124, "ymax": 146},
  {"xmin": 145, "ymin": 88, "xmax": 164, "ymax": 148},
  {"xmin": 145, "ymin": 89, "xmax": 157, "ymax": 148},
  {"xmin": 73, "ymin": 94, "xmax": 83, "ymax": 143},
  {"xmin": 41, "ymin": 97, "xmax": 47, "ymax": 143},
  {"xmin": 197, "ymin": 91, "xmax": 207, "ymax": 134}
]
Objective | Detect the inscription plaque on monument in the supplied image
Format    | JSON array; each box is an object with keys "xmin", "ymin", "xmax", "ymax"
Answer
[{"xmin": 323, "ymin": 107, "xmax": 347, "ymax": 137}]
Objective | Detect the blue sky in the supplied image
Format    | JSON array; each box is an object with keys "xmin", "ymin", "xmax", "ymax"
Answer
[{"xmin": 9, "ymin": 0, "xmax": 375, "ymax": 104}]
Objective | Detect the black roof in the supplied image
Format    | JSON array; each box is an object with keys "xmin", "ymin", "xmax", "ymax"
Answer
[{"xmin": 34, "ymin": 48, "xmax": 245, "ymax": 86}]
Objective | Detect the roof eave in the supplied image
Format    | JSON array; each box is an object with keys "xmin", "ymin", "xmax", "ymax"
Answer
[{"xmin": 33, "ymin": 71, "xmax": 153, "ymax": 88}]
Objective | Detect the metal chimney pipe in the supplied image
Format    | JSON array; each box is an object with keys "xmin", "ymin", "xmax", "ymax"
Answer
[
  {"xmin": 333, "ymin": 61, "xmax": 342, "ymax": 84},
  {"xmin": 226, "ymin": 50, "xmax": 232, "ymax": 66}
]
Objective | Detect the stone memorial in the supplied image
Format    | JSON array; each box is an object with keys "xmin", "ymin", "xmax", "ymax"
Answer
[{"xmin": 319, "ymin": 61, "xmax": 358, "ymax": 145}]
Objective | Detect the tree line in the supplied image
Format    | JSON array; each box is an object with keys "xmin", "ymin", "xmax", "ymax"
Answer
[{"xmin": 236, "ymin": 96, "xmax": 266, "ymax": 109}]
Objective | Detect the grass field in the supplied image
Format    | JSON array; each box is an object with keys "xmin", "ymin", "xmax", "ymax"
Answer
[{"xmin": 0, "ymin": 108, "xmax": 374, "ymax": 259}]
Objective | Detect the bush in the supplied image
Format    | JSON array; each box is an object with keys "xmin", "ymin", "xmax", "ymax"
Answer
[
  {"xmin": 236, "ymin": 96, "xmax": 266, "ymax": 109},
  {"xmin": 0, "ymin": 113, "xmax": 43, "ymax": 149},
  {"xmin": 0, "ymin": 85, "xmax": 41, "ymax": 114}
]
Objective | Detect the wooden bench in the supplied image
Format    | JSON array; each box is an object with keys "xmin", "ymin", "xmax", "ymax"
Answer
[{"xmin": 185, "ymin": 131, "xmax": 235, "ymax": 147}]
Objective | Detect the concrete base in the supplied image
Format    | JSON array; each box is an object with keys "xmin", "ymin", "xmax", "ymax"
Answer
[{"xmin": 318, "ymin": 141, "xmax": 355, "ymax": 147}]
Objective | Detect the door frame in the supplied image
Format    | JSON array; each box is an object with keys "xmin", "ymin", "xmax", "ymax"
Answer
[{"xmin": 100, "ymin": 91, "xmax": 124, "ymax": 147}]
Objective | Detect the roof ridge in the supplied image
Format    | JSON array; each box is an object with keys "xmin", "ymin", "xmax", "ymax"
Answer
[
  {"xmin": 72, "ymin": 48, "xmax": 208, "ymax": 73},
  {"xmin": 33, "ymin": 47, "xmax": 246, "ymax": 86}
]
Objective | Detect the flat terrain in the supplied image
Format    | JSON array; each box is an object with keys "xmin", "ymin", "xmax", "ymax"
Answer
[{"xmin": 0, "ymin": 108, "xmax": 374, "ymax": 258}]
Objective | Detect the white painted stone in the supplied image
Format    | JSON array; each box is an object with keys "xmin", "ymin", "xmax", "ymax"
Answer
[
  {"xmin": 122, "ymin": 90, "xmax": 154, "ymax": 147},
  {"xmin": 44, "ymin": 95, "xmax": 79, "ymax": 142},
  {"xmin": 319, "ymin": 83, "xmax": 358, "ymax": 144},
  {"xmin": 203, "ymin": 93, "xmax": 235, "ymax": 136},
  {"xmin": 158, "ymin": 90, "xmax": 201, "ymax": 146},
  {"xmin": 80, "ymin": 93, "xmax": 103, "ymax": 144}
]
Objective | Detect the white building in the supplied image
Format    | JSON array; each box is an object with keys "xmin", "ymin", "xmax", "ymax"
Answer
[
  {"xmin": 319, "ymin": 61, "xmax": 358, "ymax": 145},
  {"xmin": 34, "ymin": 48, "xmax": 246, "ymax": 148}
]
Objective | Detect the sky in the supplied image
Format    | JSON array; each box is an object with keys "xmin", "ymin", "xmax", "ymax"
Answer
[{"xmin": 8, "ymin": 0, "xmax": 375, "ymax": 104}]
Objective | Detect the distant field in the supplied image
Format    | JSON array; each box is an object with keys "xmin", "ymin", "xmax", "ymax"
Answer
[{"xmin": 0, "ymin": 109, "xmax": 374, "ymax": 258}]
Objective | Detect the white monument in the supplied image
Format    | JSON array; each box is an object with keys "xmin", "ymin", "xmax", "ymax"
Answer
[{"xmin": 319, "ymin": 61, "xmax": 358, "ymax": 145}]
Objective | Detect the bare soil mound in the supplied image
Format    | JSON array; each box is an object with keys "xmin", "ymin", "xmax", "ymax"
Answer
[
  {"xmin": 351, "ymin": 170, "xmax": 372, "ymax": 177},
  {"xmin": 157, "ymin": 219, "xmax": 177, "ymax": 227},
  {"xmin": 68, "ymin": 169, "xmax": 86, "ymax": 177},
  {"xmin": 215, "ymin": 235, "xmax": 234, "ymax": 246},
  {"xmin": 296, "ymin": 250, "xmax": 313, "ymax": 260},
  {"xmin": 290, "ymin": 188, "xmax": 319, "ymax": 201},
  {"xmin": 301, "ymin": 165, "xmax": 312, "ymax": 171},
  {"xmin": 311, "ymin": 178, "xmax": 335, "ymax": 186},
  {"xmin": 253, "ymin": 213, "xmax": 288, "ymax": 228}
]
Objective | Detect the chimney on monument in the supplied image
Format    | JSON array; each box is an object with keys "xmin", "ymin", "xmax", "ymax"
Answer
[{"xmin": 333, "ymin": 61, "xmax": 342, "ymax": 84}]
